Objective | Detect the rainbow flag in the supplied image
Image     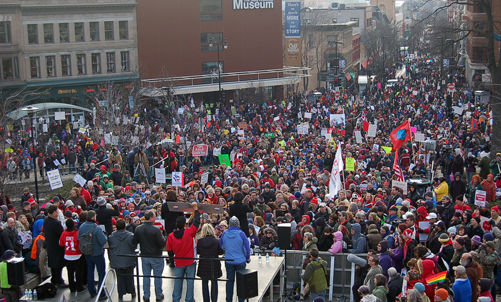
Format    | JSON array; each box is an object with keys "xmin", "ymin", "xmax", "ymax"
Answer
[{"xmin": 425, "ymin": 271, "xmax": 447, "ymax": 285}]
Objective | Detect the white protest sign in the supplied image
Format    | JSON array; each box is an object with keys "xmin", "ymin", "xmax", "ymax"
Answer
[
  {"xmin": 329, "ymin": 114, "xmax": 346, "ymax": 127},
  {"xmin": 321, "ymin": 128, "xmax": 328, "ymax": 137},
  {"xmin": 392, "ymin": 180, "xmax": 408, "ymax": 194},
  {"xmin": 54, "ymin": 111, "xmax": 66, "ymax": 121},
  {"xmin": 297, "ymin": 124, "xmax": 308, "ymax": 135},
  {"xmin": 237, "ymin": 130, "xmax": 245, "ymax": 136},
  {"xmin": 355, "ymin": 131, "xmax": 363, "ymax": 144},
  {"xmin": 172, "ymin": 172, "xmax": 184, "ymax": 187},
  {"xmin": 53, "ymin": 159, "xmax": 61, "ymax": 167},
  {"xmin": 373, "ymin": 144, "xmax": 380, "ymax": 152},
  {"xmin": 201, "ymin": 172, "xmax": 209, "ymax": 185},
  {"xmin": 367, "ymin": 124, "xmax": 377, "ymax": 137},
  {"xmin": 452, "ymin": 106, "xmax": 463, "ymax": 115},
  {"xmin": 72, "ymin": 174, "xmax": 87, "ymax": 187},
  {"xmin": 274, "ymin": 116, "xmax": 280, "ymax": 121},
  {"xmin": 104, "ymin": 133, "xmax": 111, "ymax": 145},
  {"xmin": 415, "ymin": 132, "xmax": 426, "ymax": 142},
  {"xmin": 155, "ymin": 168, "xmax": 166, "ymax": 184},
  {"xmin": 475, "ymin": 190, "xmax": 487, "ymax": 207},
  {"xmin": 418, "ymin": 221, "xmax": 430, "ymax": 242},
  {"xmin": 43, "ymin": 124, "xmax": 48, "ymax": 133},
  {"xmin": 305, "ymin": 112, "xmax": 312, "ymax": 119},
  {"xmin": 47, "ymin": 169, "xmax": 63, "ymax": 190},
  {"xmin": 213, "ymin": 147, "xmax": 221, "ymax": 156}
]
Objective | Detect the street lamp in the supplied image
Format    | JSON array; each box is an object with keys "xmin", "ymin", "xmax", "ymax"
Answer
[
  {"xmin": 209, "ymin": 38, "xmax": 228, "ymax": 102},
  {"xmin": 21, "ymin": 105, "xmax": 39, "ymax": 203}
]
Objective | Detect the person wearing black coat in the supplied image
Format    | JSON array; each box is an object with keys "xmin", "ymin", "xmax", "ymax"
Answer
[
  {"xmin": 43, "ymin": 204, "xmax": 66, "ymax": 286},
  {"xmin": 95, "ymin": 197, "xmax": 119, "ymax": 235},
  {"xmin": 161, "ymin": 190, "xmax": 184, "ymax": 267},
  {"xmin": 197, "ymin": 224, "xmax": 223, "ymax": 302},
  {"xmin": 387, "ymin": 268, "xmax": 403, "ymax": 302},
  {"xmin": 229, "ymin": 192, "xmax": 251, "ymax": 237},
  {"xmin": 437, "ymin": 196, "xmax": 455, "ymax": 227},
  {"xmin": 108, "ymin": 219, "xmax": 136, "ymax": 300},
  {"xmin": 437, "ymin": 233, "xmax": 455, "ymax": 272}
]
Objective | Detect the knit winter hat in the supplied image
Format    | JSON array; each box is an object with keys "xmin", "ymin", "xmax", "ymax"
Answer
[{"xmin": 229, "ymin": 216, "xmax": 240, "ymax": 228}]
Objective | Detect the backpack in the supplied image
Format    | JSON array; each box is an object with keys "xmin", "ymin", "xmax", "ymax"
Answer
[{"xmin": 79, "ymin": 224, "xmax": 96, "ymax": 255}]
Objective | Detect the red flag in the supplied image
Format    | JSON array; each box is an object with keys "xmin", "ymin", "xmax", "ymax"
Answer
[
  {"xmin": 362, "ymin": 115, "xmax": 369, "ymax": 132},
  {"xmin": 390, "ymin": 120, "xmax": 412, "ymax": 165},
  {"xmin": 471, "ymin": 118, "xmax": 478, "ymax": 130}
]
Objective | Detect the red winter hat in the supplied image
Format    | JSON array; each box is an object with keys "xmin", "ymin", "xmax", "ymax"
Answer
[
  {"xmin": 311, "ymin": 197, "xmax": 318, "ymax": 205},
  {"xmin": 492, "ymin": 206, "xmax": 500, "ymax": 213}
]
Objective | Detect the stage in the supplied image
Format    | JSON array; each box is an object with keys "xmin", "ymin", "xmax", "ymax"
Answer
[{"xmin": 23, "ymin": 253, "xmax": 285, "ymax": 302}]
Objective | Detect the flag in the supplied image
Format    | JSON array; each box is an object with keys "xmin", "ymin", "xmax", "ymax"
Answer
[
  {"xmin": 393, "ymin": 161, "xmax": 405, "ymax": 181},
  {"xmin": 362, "ymin": 115, "xmax": 369, "ymax": 132},
  {"xmin": 471, "ymin": 118, "xmax": 478, "ymax": 130},
  {"xmin": 425, "ymin": 271, "xmax": 447, "ymax": 285},
  {"xmin": 327, "ymin": 145, "xmax": 344, "ymax": 199},
  {"xmin": 390, "ymin": 120, "xmax": 412, "ymax": 165}
]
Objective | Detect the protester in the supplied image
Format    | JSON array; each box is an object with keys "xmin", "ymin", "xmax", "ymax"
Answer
[
  {"xmin": 108, "ymin": 219, "xmax": 136, "ymax": 300},
  {"xmin": 43, "ymin": 204, "xmax": 66, "ymax": 287},
  {"xmin": 196, "ymin": 223, "xmax": 223, "ymax": 302},
  {"xmin": 302, "ymin": 248, "xmax": 328, "ymax": 300},
  {"xmin": 58, "ymin": 218, "xmax": 84, "ymax": 293}
]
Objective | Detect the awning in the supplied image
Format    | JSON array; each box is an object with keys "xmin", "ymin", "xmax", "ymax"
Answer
[{"xmin": 7, "ymin": 102, "xmax": 92, "ymax": 120}]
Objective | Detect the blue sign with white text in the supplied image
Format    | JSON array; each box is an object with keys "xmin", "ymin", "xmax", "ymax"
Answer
[{"xmin": 285, "ymin": 2, "xmax": 301, "ymax": 37}]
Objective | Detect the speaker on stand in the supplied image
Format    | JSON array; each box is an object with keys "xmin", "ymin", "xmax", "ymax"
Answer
[{"xmin": 278, "ymin": 223, "xmax": 292, "ymax": 300}]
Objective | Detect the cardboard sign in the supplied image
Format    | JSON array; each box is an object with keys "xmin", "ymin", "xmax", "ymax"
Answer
[
  {"xmin": 218, "ymin": 154, "xmax": 231, "ymax": 167},
  {"xmin": 171, "ymin": 172, "xmax": 184, "ymax": 187},
  {"xmin": 355, "ymin": 131, "xmax": 363, "ymax": 144},
  {"xmin": 54, "ymin": 111, "xmax": 66, "ymax": 120},
  {"xmin": 155, "ymin": 168, "xmax": 166, "ymax": 184},
  {"xmin": 201, "ymin": 172, "xmax": 209, "ymax": 185},
  {"xmin": 367, "ymin": 124, "xmax": 377, "ymax": 137},
  {"xmin": 47, "ymin": 169, "xmax": 63, "ymax": 190},
  {"xmin": 392, "ymin": 180, "xmax": 408, "ymax": 194},
  {"xmin": 345, "ymin": 157, "xmax": 355, "ymax": 171},
  {"xmin": 475, "ymin": 190, "xmax": 487, "ymax": 207},
  {"xmin": 192, "ymin": 144, "xmax": 209, "ymax": 157},
  {"xmin": 72, "ymin": 174, "xmax": 87, "ymax": 187}
]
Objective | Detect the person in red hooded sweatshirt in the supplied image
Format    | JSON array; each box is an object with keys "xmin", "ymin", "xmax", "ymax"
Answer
[
  {"xmin": 419, "ymin": 259, "xmax": 437, "ymax": 301},
  {"xmin": 481, "ymin": 174, "xmax": 497, "ymax": 202},
  {"xmin": 415, "ymin": 206, "xmax": 430, "ymax": 242}
]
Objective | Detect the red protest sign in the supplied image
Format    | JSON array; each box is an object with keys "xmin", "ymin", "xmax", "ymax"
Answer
[{"xmin": 192, "ymin": 144, "xmax": 208, "ymax": 157}]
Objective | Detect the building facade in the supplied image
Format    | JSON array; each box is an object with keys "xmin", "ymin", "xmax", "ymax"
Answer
[
  {"xmin": 137, "ymin": 0, "xmax": 299, "ymax": 102},
  {"xmin": 0, "ymin": 0, "xmax": 138, "ymax": 106}
]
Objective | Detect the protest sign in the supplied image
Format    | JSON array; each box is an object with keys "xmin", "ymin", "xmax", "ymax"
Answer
[
  {"xmin": 382, "ymin": 146, "xmax": 392, "ymax": 154},
  {"xmin": 305, "ymin": 112, "xmax": 312, "ymax": 119},
  {"xmin": 218, "ymin": 154, "xmax": 231, "ymax": 167},
  {"xmin": 201, "ymin": 172, "xmax": 209, "ymax": 185},
  {"xmin": 192, "ymin": 144, "xmax": 209, "ymax": 157},
  {"xmin": 72, "ymin": 174, "xmax": 87, "ymax": 187},
  {"xmin": 54, "ymin": 111, "xmax": 66, "ymax": 120},
  {"xmin": 355, "ymin": 131, "xmax": 363, "ymax": 144},
  {"xmin": 297, "ymin": 124, "xmax": 308, "ymax": 135},
  {"xmin": 475, "ymin": 190, "xmax": 487, "ymax": 207},
  {"xmin": 329, "ymin": 114, "xmax": 346, "ymax": 127},
  {"xmin": 47, "ymin": 169, "xmax": 63, "ymax": 190},
  {"xmin": 415, "ymin": 132, "xmax": 425, "ymax": 142},
  {"xmin": 392, "ymin": 180, "xmax": 408, "ymax": 194},
  {"xmin": 367, "ymin": 124, "xmax": 377, "ymax": 137},
  {"xmin": 155, "ymin": 168, "xmax": 166, "ymax": 184},
  {"xmin": 345, "ymin": 157, "xmax": 355, "ymax": 171},
  {"xmin": 171, "ymin": 172, "xmax": 184, "ymax": 187}
]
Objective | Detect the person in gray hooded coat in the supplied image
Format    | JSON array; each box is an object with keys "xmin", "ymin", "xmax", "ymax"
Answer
[
  {"xmin": 349, "ymin": 223, "xmax": 367, "ymax": 253},
  {"xmin": 108, "ymin": 219, "xmax": 136, "ymax": 300}
]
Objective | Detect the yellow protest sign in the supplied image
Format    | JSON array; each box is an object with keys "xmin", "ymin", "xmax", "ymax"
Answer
[
  {"xmin": 345, "ymin": 157, "xmax": 355, "ymax": 171},
  {"xmin": 381, "ymin": 146, "xmax": 392, "ymax": 154}
]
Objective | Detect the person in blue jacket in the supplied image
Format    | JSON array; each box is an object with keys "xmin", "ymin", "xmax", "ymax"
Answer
[
  {"xmin": 452, "ymin": 265, "xmax": 472, "ymax": 302},
  {"xmin": 220, "ymin": 216, "xmax": 250, "ymax": 302}
]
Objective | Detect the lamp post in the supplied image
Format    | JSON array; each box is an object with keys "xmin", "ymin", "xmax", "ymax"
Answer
[
  {"xmin": 209, "ymin": 38, "xmax": 228, "ymax": 102},
  {"xmin": 333, "ymin": 41, "xmax": 343, "ymax": 86},
  {"xmin": 21, "ymin": 105, "xmax": 39, "ymax": 203}
]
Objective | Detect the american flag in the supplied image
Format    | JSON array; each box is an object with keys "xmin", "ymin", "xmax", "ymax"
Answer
[{"xmin": 393, "ymin": 162, "xmax": 405, "ymax": 181}]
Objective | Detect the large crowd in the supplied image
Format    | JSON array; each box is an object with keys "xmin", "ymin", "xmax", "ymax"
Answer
[{"xmin": 0, "ymin": 54, "xmax": 498, "ymax": 302}]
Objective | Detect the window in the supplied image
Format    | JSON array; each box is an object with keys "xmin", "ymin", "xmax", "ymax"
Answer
[
  {"xmin": 119, "ymin": 21, "xmax": 128, "ymax": 40},
  {"xmin": 0, "ymin": 21, "xmax": 11, "ymax": 43},
  {"xmin": 74, "ymin": 22, "xmax": 84, "ymax": 42},
  {"xmin": 350, "ymin": 18, "xmax": 359, "ymax": 26},
  {"xmin": 46, "ymin": 55, "xmax": 56, "ymax": 77},
  {"xmin": 327, "ymin": 35, "xmax": 339, "ymax": 48},
  {"xmin": 1, "ymin": 57, "xmax": 19, "ymax": 80},
  {"xmin": 59, "ymin": 23, "xmax": 69, "ymax": 43},
  {"xmin": 304, "ymin": 18, "xmax": 312, "ymax": 24},
  {"xmin": 104, "ymin": 21, "xmax": 114, "ymax": 40},
  {"xmin": 200, "ymin": 0, "xmax": 222, "ymax": 21},
  {"xmin": 120, "ymin": 51, "xmax": 129, "ymax": 72},
  {"xmin": 77, "ymin": 54, "xmax": 86, "ymax": 75},
  {"xmin": 43, "ymin": 24, "xmax": 54, "ymax": 43},
  {"xmin": 307, "ymin": 33, "xmax": 314, "ymax": 48},
  {"xmin": 200, "ymin": 32, "xmax": 223, "ymax": 52},
  {"xmin": 106, "ymin": 52, "xmax": 115, "ymax": 73},
  {"xmin": 91, "ymin": 53, "xmax": 101, "ymax": 74},
  {"xmin": 27, "ymin": 24, "xmax": 38, "ymax": 44},
  {"xmin": 90, "ymin": 22, "xmax": 100, "ymax": 41},
  {"xmin": 30, "ymin": 56, "xmax": 40, "ymax": 78},
  {"xmin": 202, "ymin": 61, "xmax": 223, "ymax": 75},
  {"xmin": 61, "ymin": 54, "xmax": 71, "ymax": 76}
]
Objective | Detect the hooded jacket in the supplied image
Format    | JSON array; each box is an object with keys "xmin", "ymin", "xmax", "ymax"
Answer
[
  {"xmin": 372, "ymin": 285, "xmax": 388, "ymax": 302},
  {"xmin": 328, "ymin": 231, "xmax": 343, "ymax": 254},
  {"xmin": 452, "ymin": 278, "xmax": 472, "ymax": 302},
  {"xmin": 378, "ymin": 240, "xmax": 394, "ymax": 277},
  {"xmin": 166, "ymin": 211, "xmax": 200, "ymax": 267},
  {"xmin": 220, "ymin": 226, "xmax": 250, "ymax": 265},
  {"xmin": 420, "ymin": 259, "xmax": 437, "ymax": 301},
  {"xmin": 108, "ymin": 229, "xmax": 135, "ymax": 269},
  {"xmin": 349, "ymin": 223, "xmax": 367, "ymax": 253}
]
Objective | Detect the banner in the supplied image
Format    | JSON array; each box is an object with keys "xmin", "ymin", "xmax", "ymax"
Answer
[
  {"xmin": 47, "ymin": 169, "xmax": 63, "ymax": 190},
  {"xmin": 327, "ymin": 145, "xmax": 344, "ymax": 198},
  {"xmin": 285, "ymin": 37, "xmax": 302, "ymax": 67},
  {"xmin": 171, "ymin": 172, "xmax": 184, "ymax": 187},
  {"xmin": 192, "ymin": 144, "xmax": 209, "ymax": 157},
  {"xmin": 155, "ymin": 168, "xmax": 166, "ymax": 184},
  {"xmin": 285, "ymin": 2, "xmax": 301, "ymax": 37}
]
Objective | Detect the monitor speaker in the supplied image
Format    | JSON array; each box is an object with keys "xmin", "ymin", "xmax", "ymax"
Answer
[
  {"xmin": 277, "ymin": 223, "xmax": 291, "ymax": 250},
  {"xmin": 237, "ymin": 269, "xmax": 258, "ymax": 299}
]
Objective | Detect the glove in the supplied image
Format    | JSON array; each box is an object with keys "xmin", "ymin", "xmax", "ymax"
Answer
[{"xmin": 246, "ymin": 258, "xmax": 251, "ymax": 264}]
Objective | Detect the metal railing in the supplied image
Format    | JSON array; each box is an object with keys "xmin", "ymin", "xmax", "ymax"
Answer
[{"xmin": 95, "ymin": 268, "xmax": 117, "ymax": 302}]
